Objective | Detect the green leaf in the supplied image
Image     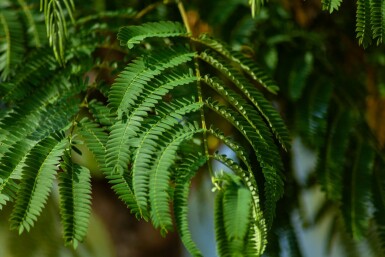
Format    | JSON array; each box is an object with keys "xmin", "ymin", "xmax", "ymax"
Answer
[
  {"xmin": 118, "ymin": 21, "xmax": 187, "ymax": 49},
  {"xmin": 205, "ymin": 100, "xmax": 284, "ymax": 228},
  {"xmin": 0, "ymin": 139, "xmax": 35, "ymax": 209},
  {"xmin": 317, "ymin": 111, "xmax": 353, "ymax": 201},
  {"xmin": 214, "ymin": 189, "xmax": 230, "ymax": 257},
  {"xmin": 59, "ymin": 152, "xmax": 92, "ymax": 248},
  {"xmin": 199, "ymin": 52, "xmax": 290, "ymax": 151},
  {"xmin": 108, "ymin": 46, "xmax": 195, "ymax": 115},
  {"xmin": 77, "ymin": 118, "xmax": 108, "ymax": 169},
  {"xmin": 370, "ymin": 0, "xmax": 385, "ymax": 45},
  {"xmin": 322, "ymin": 0, "xmax": 343, "ymax": 13},
  {"xmin": 0, "ymin": 10, "xmax": 25, "ymax": 80},
  {"xmin": 343, "ymin": 139, "xmax": 375, "ymax": 239},
  {"xmin": 356, "ymin": 0, "xmax": 373, "ymax": 48},
  {"xmin": 131, "ymin": 99, "xmax": 202, "ymax": 220},
  {"xmin": 149, "ymin": 123, "xmax": 203, "ymax": 234},
  {"xmin": 174, "ymin": 154, "xmax": 207, "ymax": 257},
  {"xmin": 10, "ymin": 132, "xmax": 67, "ymax": 233}
]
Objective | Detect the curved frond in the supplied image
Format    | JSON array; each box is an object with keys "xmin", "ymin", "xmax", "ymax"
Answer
[
  {"xmin": 106, "ymin": 48, "xmax": 196, "ymax": 204},
  {"xmin": 131, "ymin": 99, "xmax": 202, "ymax": 219},
  {"xmin": 214, "ymin": 172, "xmax": 260, "ymax": 256},
  {"xmin": 213, "ymin": 154, "xmax": 267, "ymax": 255},
  {"xmin": 10, "ymin": 132, "xmax": 67, "ymax": 234},
  {"xmin": 59, "ymin": 152, "xmax": 92, "ymax": 248},
  {"xmin": 174, "ymin": 154, "xmax": 207, "ymax": 257},
  {"xmin": 193, "ymin": 36, "xmax": 280, "ymax": 94},
  {"xmin": 200, "ymin": 52, "xmax": 290, "ymax": 151},
  {"xmin": 149, "ymin": 123, "xmax": 203, "ymax": 234},
  {"xmin": 206, "ymin": 100, "xmax": 283, "ymax": 228},
  {"xmin": 118, "ymin": 21, "xmax": 187, "ymax": 49}
]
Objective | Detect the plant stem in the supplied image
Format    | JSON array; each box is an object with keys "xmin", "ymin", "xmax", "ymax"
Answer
[
  {"xmin": 178, "ymin": 1, "xmax": 214, "ymax": 178},
  {"xmin": 177, "ymin": 0, "xmax": 191, "ymax": 34},
  {"xmin": 135, "ymin": 1, "xmax": 162, "ymax": 20}
]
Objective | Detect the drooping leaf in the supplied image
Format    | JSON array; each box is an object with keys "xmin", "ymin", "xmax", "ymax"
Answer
[
  {"xmin": 58, "ymin": 152, "xmax": 92, "ymax": 248},
  {"xmin": 10, "ymin": 132, "xmax": 67, "ymax": 234}
]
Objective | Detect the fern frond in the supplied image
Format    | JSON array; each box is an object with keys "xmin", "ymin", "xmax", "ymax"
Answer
[
  {"xmin": 200, "ymin": 52, "xmax": 290, "ymax": 151},
  {"xmin": 229, "ymin": 50, "xmax": 280, "ymax": 94},
  {"xmin": 40, "ymin": 0, "xmax": 75, "ymax": 64},
  {"xmin": 214, "ymin": 172, "xmax": 261, "ymax": 256},
  {"xmin": 208, "ymin": 129, "xmax": 267, "ymax": 233},
  {"xmin": 223, "ymin": 183, "xmax": 252, "ymax": 254},
  {"xmin": 208, "ymin": 129, "xmax": 268, "ymax": 246},
  {"xmin": 356, "ymin": 0, "xmax": 373, "ymax": 47},
  {"xmin": 194, "ymin": 36, "xmax": 279, "ymax": 94},
  {"xmin": 213, "ymin": 154, "xmax": 267, "ymax": 254},
  {"xmin": 108, "ymin": 21, "xmax": 288, "ymax": 255},
  {"xmin": 207, "ymin": 129, "xmax": 252, "ymax": 172},
  {"xmin": 104, "ymin": 120, "xmax": 133, "ymax": 174},
  {"xmin": 77, "ymin": 118, "xmax": 108, "ymax": 168},
  {"xmin": 118, "ymin": 21, "xmax": 187, "ymax": 49},
  {"xmin": 59, "ymin": 152, "xmax": 92, "ymax": 248},
  {"xmin": 322, "ymin": 0, "xmax": 343, "ymax": 13},
  {"xmin": 370, "ymin": 0, "xmax": 385, "ymax": 45},
  {"xmin": 29, "ymin": 97, "xmax": 79, "ymax": 141},
  {"xmin": 0, "ymin": 10, "xmax": 25, "ymax": 80},
  {"xmin": 149, "ymin": 123, "xmax": 203, "ymax": 234},
  {"xmin": 131, "ymin": 99, "xmax": 201, "ymax": 219},
  {"xmin": 108, "ymin": 46, "xmax": 194, "ymax": 115},
  {"xmin": 174, "ymin": 154, "xmax": 207, "ymax": 257},
  {"xmin": 104, "ymin": 169, "xmax": 140, "ymax": 217},
  {"xmin": 10, "ymin": 132, "xmax": 67, "ymax": 234},
  {"xmin": 205, "ymin": 100, "xmax": 284, "ymax": 228},
  {"xmin": 343, "ymin": 140, "xmax": 375, "ymax": 239},
  {"xmin": 105, "ymin": 48, "xmax": 196, "ymax": 205},
  {"xmin": 0, "ymin": 48, "xmax": 56, "ymax": 101},
  {"xmin": 298, "ymin": 79, "xmax": 333, "ymax": 148},
  {"xmin": 0, "ymin": 86, "xmax": 62, "ymax": 149},
  {"xmin": 214, "ymin": 189, "xmax": 230, "ymax": 257},
  {"xmin": 202, "ymin": 75, "xmax": 281, "ymax": 156},
  {"xmin": 317, "ymin": 111, "xmax": 352, "ymax": 201},
  {"xmin": 0, "ymin": 139, "xmax": 35, "ymax": 209}
]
